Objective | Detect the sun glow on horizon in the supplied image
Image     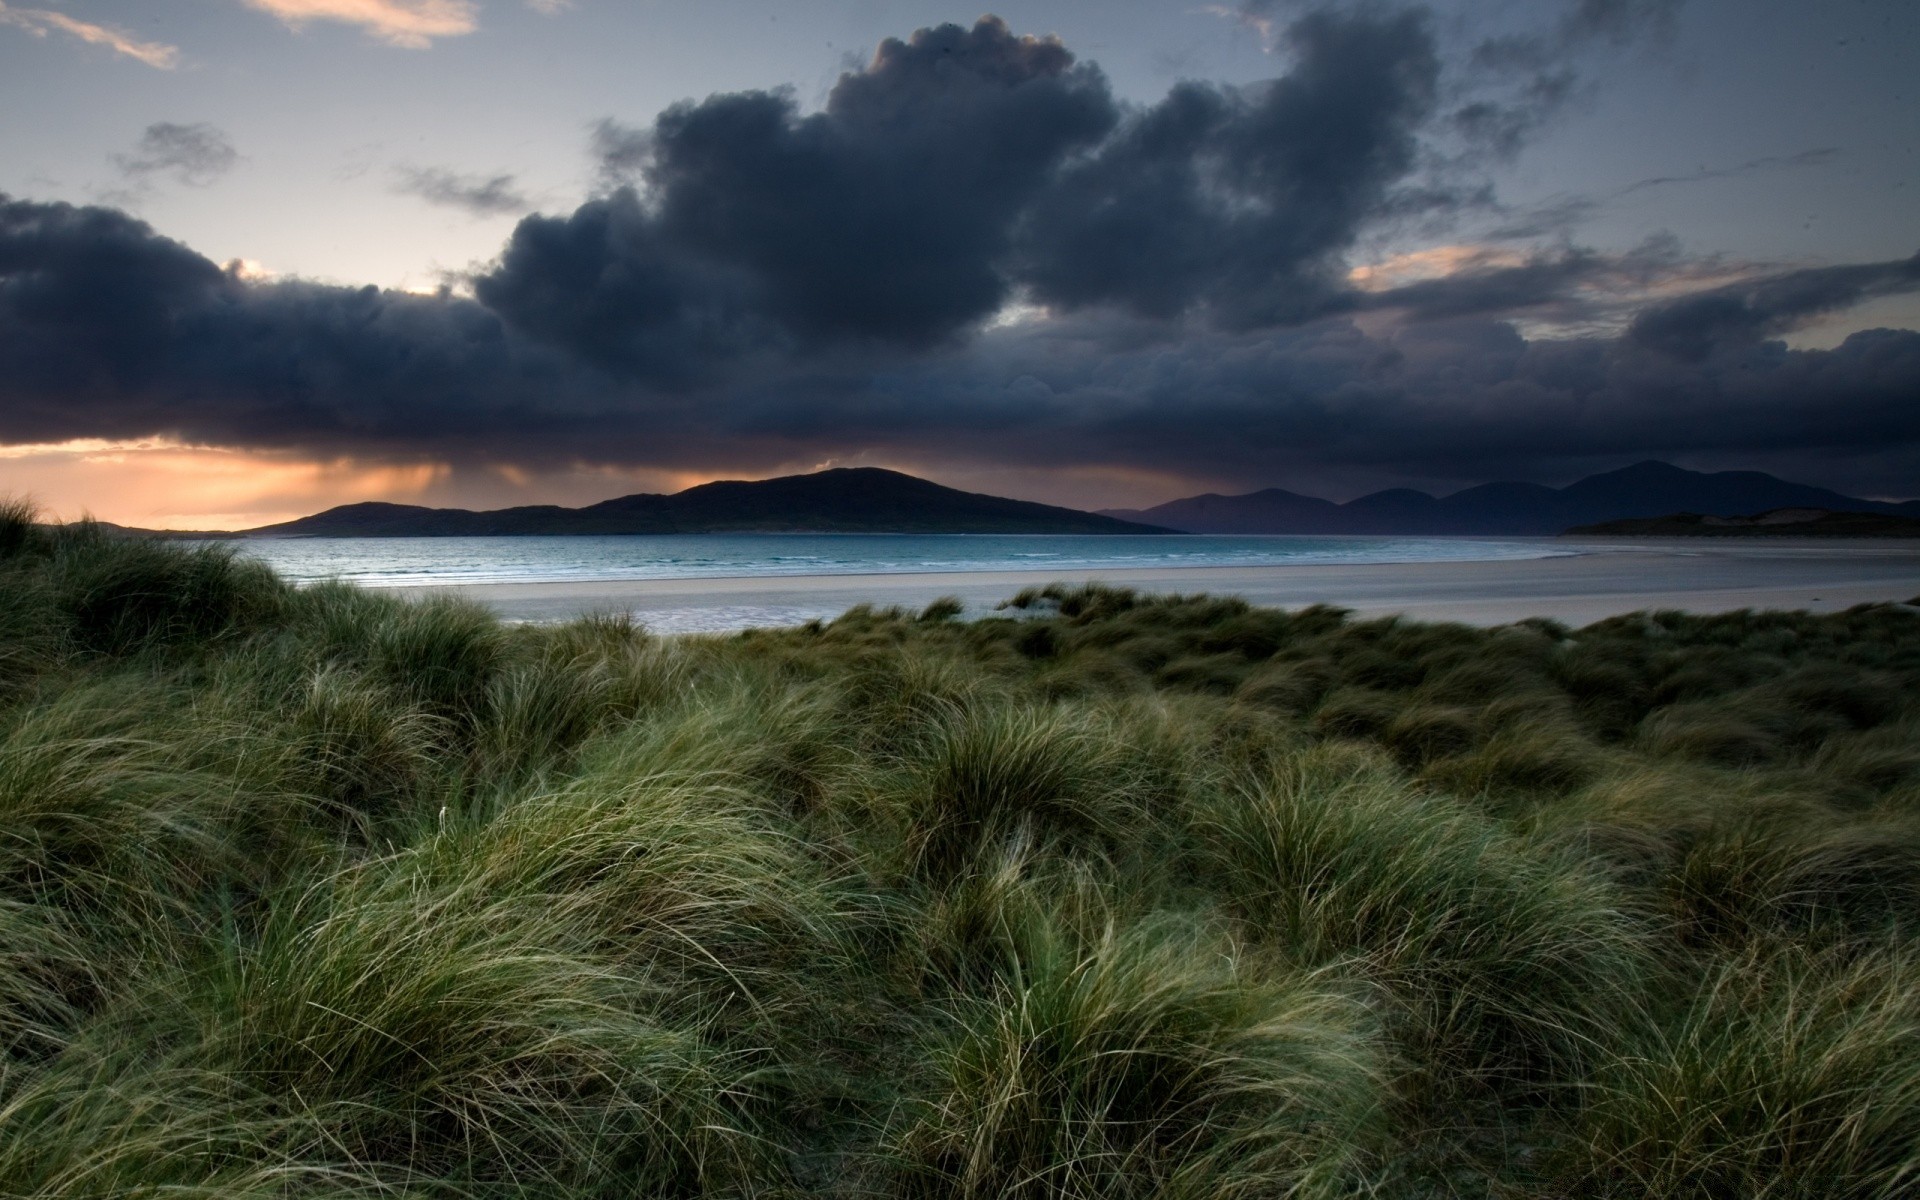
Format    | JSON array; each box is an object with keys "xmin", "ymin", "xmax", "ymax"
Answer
[
  {"xmin": 0, "ymin": 438, "xmax": 452, "ymax": 529},
  {"xmin": 0, "ymin": 437, "xmax": 1249, "ymax": 531}
]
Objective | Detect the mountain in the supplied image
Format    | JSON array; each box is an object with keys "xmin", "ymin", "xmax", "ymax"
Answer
[
  {"xmin": 1103, "ymin": 462, "xmax": 1920, "ymax": 535},
  {"xmin": 1100, "ymin": 487, "xmax": 1340, "ymax": 534},
  {"xmin": 1567, "ymin": 508, "xmax": 1920, "ymax": 538},
  {"xmin": 247, "ymin": 467, "xmax": 1172, "ymax": 537}
]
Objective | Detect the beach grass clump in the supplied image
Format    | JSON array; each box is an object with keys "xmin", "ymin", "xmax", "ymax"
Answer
[
  {"xmin": 1194, "ymin": 743, "xmax": 1646, "ymax": 1089},
  {"xmin": 173, "ymin": 866, "xmax": 747, "ymax": 1192},
  {"xmin": 1570, "ymin": 943, "xmax": 1920, "ymax": 1199},
  {"xmin": 362, "ymin": 594, "xmax": 506, "ymax": 720},
  {"xmin": 1638, "ymin": 701, "xmax": 1781, "ymax": 766},
  {"xmin": 891, "ymin": 698, "xmax": 1183, "ymax": 883},
  {"xmin": 1234, "ymin": 655, "xmax": 1338, "ymax": 715},
  {"xmin": 892, "ymin": 901, "xmax": 1385, "ymax": 1200},
  {"xmin": 1418, "ymin": 705, "xmax": 1603, "ymax": 801},
  {"xmin": 45, "ymin": 526, "xmax": 286, "ymax": 658},
  {"xmin": 0, "ymin": 678, "xmax": 242, "ymax": 920},
  {"xmin": 0, "ymin": 497, "xmax": 43, "ymax": 561},
  {"xmin": 1658, "ymin": 819, "xmax": 1920, "ymax": 946},
  {"xmin": 0, "ymin": 897, "xmax": 91, "ymax": 1061},
  {"xmin": 472, "ymin": 617, "xmax": 688, "ymax": 782},
  {"xmin": 1817, "ymin": 718, "xmax": 1920, "ymax": 798},
  {"xmin": 448, "ymin": 730, "xmax": 842, "ymax": 999},
  {"xmin": 0, "ymin": 535, "xmax": 1915, "ymax": 1192}
]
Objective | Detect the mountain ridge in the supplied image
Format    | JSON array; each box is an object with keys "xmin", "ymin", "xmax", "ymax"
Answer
[
  {"xmin": 1102, "ymin": 461, "xmax": 1920, "ymax": 535},
  {"xmin": 243, "ymin": 467, "xmax": 1173, "ymax": 537}
]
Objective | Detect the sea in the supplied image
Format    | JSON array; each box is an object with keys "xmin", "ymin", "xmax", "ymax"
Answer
[
  {"xmin": 222, "ymin": 533, "xmax": 1577, "ymax": 632},
  {"xmin": 229, "ymin": 532, "xmax": 1574, "ymax": 586}
]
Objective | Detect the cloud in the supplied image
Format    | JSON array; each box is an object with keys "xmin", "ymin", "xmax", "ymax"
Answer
[
  {"xmin": 1452, "ymin": 0, "xmax": 1685, "ymax": 159},
  {"xmin": 0, "ymin": 3, "xmax": 178, "ymax": 68},
  {"xmin": 515, "ymin": 3, "xmax": 1684, "ymax": 366},
  {"xmin": 1360, "ymin": 248, "xmax": 1608, "ymax": 321},
  {"xmin": 393, "ymin": 166, "xmax": 532, "ymax": 216},
  {"xmin": 482, "ymin": 16, "xmax": 1117, "ymax": 369},
  {"xmin": 237, "ymin": 0, "xmax": 478, "ymax": 48},
  {"xmin": 747, "ymin": 303, "xmax": 1920, "ymax": 498},
  {"xmin": 1, "ymin": 8, "xmax": 1916, "ymax": 502},
  {"xmin": 490, "ymin": 8, "xmax": 1438, "ymax": 370},
  {"xmin": 474, "ymin": 188, "xmax": 783, "ymax": 389},
  {"xmin": 5, "ymin": 188, "xmax": 1918, "ymax": 499},
  {"xmin": 1614, "ymin": 147, "xmax": 1840, "ymax": 197},
  {"xmin": 588, "ymin": 119, "xmax": 650, "ymax": 187},
  {"xmin": 1012, "ymin": 8, "xmax": 1439, "ymax": 327},
  {"xmin": 0, "ymin": 194, "xmax": 605, "ymax": 457},
  {"xmin": 1628, "ymin": 254, "xmax": 1920, "ymax": 360},
  {"xmin": 1349, "ymin": 236, "xmax": 1735, "ymax": 330},
  {"xmin": 1488, "ymin": 148, "xmax": 1844, "ymax": 241},
  {"xmin": 113, "ymin": 124, "xmax": 241, "ymax": 189}
]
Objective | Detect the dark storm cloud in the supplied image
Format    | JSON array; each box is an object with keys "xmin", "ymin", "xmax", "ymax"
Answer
[
  {"xmin": 781, "ymin": 307, "xmax": 1920, "ymax": 495},
  {"xmin": 1471, "ymin": 0, "xmax": 1683, "ymax": 72},
  {"xmin": 1628, "ymin": 254, "xmax": 1920, "ymax": 360},
  {"xmin": 1363, "ymin": 249, "xmax": 1607, "ymax": 321},
  {"xmin": 392, "ymin": 166, "xmax": 533, "ymax": 217},
  {"xmin": 1233, "ymin": 1, "xmax": 1684, "ymax": 162},
  {"xmin": 473, "ymin": 187, "xmax": 778, "ymax": 389},
  {"xmin": 0, "ymin": 194, "xmax": 613, "ymax": 452},
  {"xmin": 3, "ymin": 190, "xmax": 1919, "ymax": 495},
  {"xmin": 485, "ymin": 8, "xmax": 1440, "ymax": 363},
  {"xmin": 112, "ymin": 122, "xmax": 239, "ymax": 187},
  {"xmin": 1011, "ymin": 8, "xmax": 1438, "ymax": 326},
  {"xmin": 481, "ymin": 16, "xmax": 1115, "ymax": 367}
]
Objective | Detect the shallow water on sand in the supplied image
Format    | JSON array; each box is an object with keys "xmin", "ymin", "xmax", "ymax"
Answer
[{"xmin": 228, "ymin": 532, "xmax": 1575, "ymax": 589}]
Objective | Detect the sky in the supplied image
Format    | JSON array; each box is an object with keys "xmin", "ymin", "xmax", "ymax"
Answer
[{"xmin": 0, "ymin": 0, "xmax": 1915, "ymax": 527}]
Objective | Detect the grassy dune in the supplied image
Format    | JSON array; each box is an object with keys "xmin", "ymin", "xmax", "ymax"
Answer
[{"xmin": 1, "ymin": 501, "xmax": 1918, "ymax": 1197}]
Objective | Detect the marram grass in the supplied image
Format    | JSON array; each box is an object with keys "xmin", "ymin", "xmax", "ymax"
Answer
[{"xmin": 0, "ymin": 509, "xmax": 1917, "ymax": 1195}]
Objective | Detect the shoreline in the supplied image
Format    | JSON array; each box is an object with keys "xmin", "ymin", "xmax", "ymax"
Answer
[
  {"xmin": 386, "ymin": 538, "xmax": 1920, "ymax": 631},
  {"xmin": 329, "ymin": 543, "xmax": 1588, "ymax": 591}
]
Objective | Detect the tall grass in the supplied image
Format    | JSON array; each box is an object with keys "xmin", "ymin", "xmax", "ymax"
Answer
[
  {"xmin": 47, "ymin": 529, "xmax": 286, "ymax": 658},
  {"xmin": 1572, "ymin": 943, "xmax": 1920, "ymax": 1198},
  {"xmin": 891, "ymin": 699, "xmax": 1180, "ymax": 882},
  {"xmin": 893, "ymin": 892, "xmax": 1384, "ymax": 1199},
  {"xmin": 0, "ymin": 542, "xmax": 1914, "ymax": 1193},
  {"xmin": 0, "ymin": 498, "xmax": 40, "ymax": 562},
  {"xmin": 1194, "ymin": 743, "xmax": 1646, "ymax": 1091}
]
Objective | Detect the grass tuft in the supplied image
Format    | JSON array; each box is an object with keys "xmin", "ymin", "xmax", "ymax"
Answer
[
  {"xmin": 894, "ymin": 902, "xmax": 1384, "ymax": 1199},
  {"xmin": 1573, "ymin": 943, "xmax": 1920, "ymax": 1198},
  {"xmin": 1196, "ymin": 743, "xmax": 1646, "ymax": 1088}
]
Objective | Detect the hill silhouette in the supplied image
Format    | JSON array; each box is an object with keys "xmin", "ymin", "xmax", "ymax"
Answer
[
  {"xmin": 1102, "ymin": 461, "xmax": 1920, "ymax": 535},
  {"xmin": 248, "ymin": 467, "xmax": 1171, "ymax": 537}
]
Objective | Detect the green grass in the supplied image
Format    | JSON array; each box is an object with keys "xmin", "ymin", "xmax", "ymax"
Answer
[{"xmin": 0, "ymin": 511, "xmax": 1917, "ymax": 1195}]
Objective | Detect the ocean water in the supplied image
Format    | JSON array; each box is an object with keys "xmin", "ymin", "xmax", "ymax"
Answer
[{"xmin": 229, "ymin": 532, "xmax": 1573, "ymax": 589}]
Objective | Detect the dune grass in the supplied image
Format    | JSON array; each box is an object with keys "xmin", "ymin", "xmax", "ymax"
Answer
[{"xmin": 0, "ymin": 511, "xmax": 1916, "ymax": 1195}]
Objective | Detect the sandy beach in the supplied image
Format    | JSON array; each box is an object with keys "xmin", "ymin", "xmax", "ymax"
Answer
[{"xmin": 400, "ymin": 538, "xmax": 1920, "ymax": 630}]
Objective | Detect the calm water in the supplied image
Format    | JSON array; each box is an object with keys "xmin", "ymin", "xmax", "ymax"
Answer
[{"xmin": 228, "ymin": 532, "xmax": 1572, "ymax": 588}]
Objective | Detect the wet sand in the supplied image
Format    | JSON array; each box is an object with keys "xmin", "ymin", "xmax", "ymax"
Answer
[{"xmin": 401, "ymin": 538, "xmax": 1920, "ymax": 631}]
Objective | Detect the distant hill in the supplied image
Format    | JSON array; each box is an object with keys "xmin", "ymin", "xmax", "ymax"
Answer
[
  {"xmin": 247, "ymin": 467, "xmax": 1172, "ymax": 537},
  {"xmin": 1103, "ymin": 461, "xmax": 1920, "ymax": 535},
  {"xmin": 1567, "ymin": 508, "xmax": 1920, "ymax": 538}
]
